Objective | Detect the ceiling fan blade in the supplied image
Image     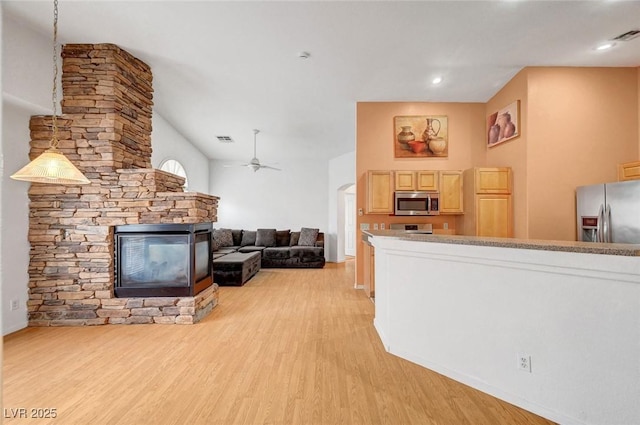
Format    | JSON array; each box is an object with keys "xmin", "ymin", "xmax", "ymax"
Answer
[
  {"xmin": 223, "ymin": 163, "xmax": 250, "ymax": 168},
  {"xmin": 259, "ymin": 164, "xmax": 281, "ymax": 171}
]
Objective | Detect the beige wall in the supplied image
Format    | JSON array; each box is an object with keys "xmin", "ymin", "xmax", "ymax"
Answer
[
  {"xmin": 526, "ymin": 67, "xmax": 639, "ymax": 240},
  {"xmin": 355, "ymin": 102, "xmax": 485, "ymax": 285},
  {"xmin": 484, "ymin": 69, "xmax": 529, "ymax": 238}
]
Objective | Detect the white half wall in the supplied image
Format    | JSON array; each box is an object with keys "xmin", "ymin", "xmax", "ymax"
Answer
[
  {"xmin": 371, "ymin": 235, "xmax": 640, "ymax": 425},
  {"xmin": 327, "ymin": 151, "xmax": 355, "ymax": 262},
  {"xmin": 209, "ymin": 159, "xmax": 328, "ymax": 234},
  {"xmin": 151, "ymin": 112, "xmax": 210, "ymax": 194}
]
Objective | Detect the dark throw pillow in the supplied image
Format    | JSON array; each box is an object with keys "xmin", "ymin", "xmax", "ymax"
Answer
[
  {"xmin": 290, "ymin": 232, "xmax": 300, "ymax": 246},
  {"xmin": 213, "ymin": 228, "xmax": 234, "ymax": 247},
  {"xmin": 231, "ymin": 229, "xmax": 243, "ymax": 246},
  {"xmin": 275, "ymin": 230, "xmax": 291, "ymax": 247},
  {"xmin": 240, "ymin": 230, "xmax": 257, "ymax": 246},
  {"xmin": 298, "ymin": 227, "xmax": 319, "ymax": 246},
  {"xmin": 255, "ymin": 228, "xmax": 277, "ymax": 247}
]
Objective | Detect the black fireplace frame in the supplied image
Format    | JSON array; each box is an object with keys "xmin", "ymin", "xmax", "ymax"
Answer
[{"xmin": 114, "ymin": 222, "xmax": 213, "ymax": 297}]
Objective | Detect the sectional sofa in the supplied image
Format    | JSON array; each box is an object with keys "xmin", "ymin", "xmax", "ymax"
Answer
[{"xmin": 212, "ymin": 228, "xmax": 325, "ymax": 286}]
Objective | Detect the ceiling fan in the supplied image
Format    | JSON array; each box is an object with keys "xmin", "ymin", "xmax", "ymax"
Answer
[{"xmin": 224, "ymin": 129, "xmax": 281, "ymax": 172}]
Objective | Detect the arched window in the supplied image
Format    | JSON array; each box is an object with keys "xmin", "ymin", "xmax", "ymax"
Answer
[{"xmin": 159, "ymin": 159, "xmax": 189, "ymax": 191}]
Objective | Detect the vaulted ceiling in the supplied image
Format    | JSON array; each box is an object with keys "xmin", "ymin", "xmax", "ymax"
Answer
[{"xmin": 4, "ymin": 1, "xmax": 640, "ymax": 163}]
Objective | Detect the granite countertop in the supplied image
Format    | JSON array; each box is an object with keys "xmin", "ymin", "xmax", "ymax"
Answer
[{"xmin": 363, "ymin": 230, "xmax": 640, "ymax": 257}]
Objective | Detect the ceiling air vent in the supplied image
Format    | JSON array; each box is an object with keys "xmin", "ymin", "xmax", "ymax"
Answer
[
  {"xmin": 216, "ymin": 136, "xmax": 234, "ymax": 143},
  {"xmin": 612, "ymin": 30, "xmax": 640, "ymax": 42}
]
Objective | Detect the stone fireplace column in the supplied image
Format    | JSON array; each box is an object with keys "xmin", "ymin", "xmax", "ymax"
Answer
[{"xmin": 26, "ymin": 44, "xmax": 219, "ymax": 326}]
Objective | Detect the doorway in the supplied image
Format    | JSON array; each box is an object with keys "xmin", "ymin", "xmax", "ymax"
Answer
[{"xmin": 344, "ymin": 187, "xmax": 356, "ymax": 257}]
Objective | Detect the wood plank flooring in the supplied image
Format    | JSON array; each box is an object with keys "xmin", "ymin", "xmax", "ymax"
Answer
[{"xmin": 3, "ymin": 260, "xmax": 555, "ymax": 425}]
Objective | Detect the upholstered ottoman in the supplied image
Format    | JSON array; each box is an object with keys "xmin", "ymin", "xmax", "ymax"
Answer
[{"xmin": 213, "ymin": 251, "xmax": 261, "ymax": 286}]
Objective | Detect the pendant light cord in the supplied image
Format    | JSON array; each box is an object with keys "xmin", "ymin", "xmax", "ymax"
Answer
[{"xmin": 50, "ymin": 0, "xmax": 59, "ymax": 149}]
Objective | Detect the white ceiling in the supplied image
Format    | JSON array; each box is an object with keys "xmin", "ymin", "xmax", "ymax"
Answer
[{"xmin": 4, "ymin": 1, "xmax": 640, "ymax": 163}]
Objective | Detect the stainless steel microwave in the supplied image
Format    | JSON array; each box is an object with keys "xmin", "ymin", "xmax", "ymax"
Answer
[{"xmin": 394, "ymin": 191, "xmax": 440, "ymax": 216}]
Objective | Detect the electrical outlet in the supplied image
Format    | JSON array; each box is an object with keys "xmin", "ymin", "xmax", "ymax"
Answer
[
  {"xmin": 373, "ymin": 223, "xmax": 379, "ymax": 230},
  {"xmin": 10, "ymin": 299, "xmax": 19, "ymax": 311},
  {"xmin": 443, "ymin": 222, "xmax": 449, "ymax": 230},
  {"xmin": 380, "ymin": 223, "xmax": 385, "ymax": 230},
  {"xmin": 517, "ymin": 353, "xmax": 532, "ymax": 373},
  {"xmin": 360, "ymin": 223, "xmax": 370, "ymax": 231}
]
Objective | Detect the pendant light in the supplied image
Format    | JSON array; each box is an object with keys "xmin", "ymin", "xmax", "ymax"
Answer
[{"xmin": 10, "ymin": 0, "xmax": 90, "ymax": 185}]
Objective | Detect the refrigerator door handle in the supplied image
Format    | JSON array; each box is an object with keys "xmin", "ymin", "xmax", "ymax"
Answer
[
  {"xmin": 605, "ymin": 204, "xmax": 612, "ymax": 243},
  {"xmin": 597, "ymin": 204, "xmax": 605, "ymax": 242}
]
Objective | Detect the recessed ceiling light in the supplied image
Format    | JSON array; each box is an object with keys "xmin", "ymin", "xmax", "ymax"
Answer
[
  {"xmin": 432, "ymin": 76, "xmax": 443, "ymax": 85},
  {"xmin": 595, "ymin": 42, "xmax": 615, "ymax": 51}
]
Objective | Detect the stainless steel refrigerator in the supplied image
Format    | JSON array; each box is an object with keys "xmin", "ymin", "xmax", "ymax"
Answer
[{"xmin": 576, "ymin": 180, "xmax": 640, "ymax": 243}]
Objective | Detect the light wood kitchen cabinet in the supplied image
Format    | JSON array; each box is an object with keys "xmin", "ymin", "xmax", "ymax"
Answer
[
  {"xmin": 366, "ymin": 170, "xmax": 394, "ymax": 214},
  {"xmin": 394, "ymin": 170, "xmax": 438, "ymax": 191},
  {"xmin": 476, "ymin": 194, "xmax": 512, "ymax": 237},
  {"xmin": 362, "ymin": 239, "xmax": 375, "ymax": 298},
  {"xmin": 618, "ymin": 160, "xmax": 640, "ymax": 181},
  {"xmin": 439, "ymin": 170, "xmax": 463, "ymax": 214},
  {"xmin": 475, "ymin": 167, "xmax": 512, "ymax": 194},
  {"xmin": 463, "ymin": 167, "xmax": 513, "ymax": 237}
]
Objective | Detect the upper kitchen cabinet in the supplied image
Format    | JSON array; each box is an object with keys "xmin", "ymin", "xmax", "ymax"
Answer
[
  {"xmin": 618, "ymin": 160, "xmax": 640, "ymax": 181},
  {"xmin": 475, "ymin": 167, "xmax": 512, "ymax": 194},
  {"xmin": 395, "ymin": 170, "xmax": 439, "ymax": 191},
  {"xmin": 439, "ymin": 170, "xmax": 463, "ymax": 214},
  {"xmin": 366, "ymin": 170, "xmax": 394, "ymax": 214}
]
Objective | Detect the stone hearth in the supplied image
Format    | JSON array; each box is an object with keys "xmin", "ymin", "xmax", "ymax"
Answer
[{"xmin": 26, "ymin": 44, "xmax": 219, "ymax": 326}]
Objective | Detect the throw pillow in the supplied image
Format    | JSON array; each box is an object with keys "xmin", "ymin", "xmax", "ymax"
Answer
[
  {"xmin": 255, "ymin": 228, "xmax": 277, "ymax": 247},
  {"xmin": 213, "ymin": 228, "xmax": 234, "ymax": 247},
  {"xmin": 298, "ymin": 227, "xmax": 319, "ymax": 246},
  {"xmin": 240, "ymin": 230, "xmax": 257, "ymax": 246},
  {"xmin": 276, "ymin": 230, "xmax": 291, "ymax": 247},
  {"xmin": 231, "ymin": 229, "xmax": 243, "ymax": 246},
  {"xmin": 290, "ymin": 232, "xmax": 300, "ymax": 246}
]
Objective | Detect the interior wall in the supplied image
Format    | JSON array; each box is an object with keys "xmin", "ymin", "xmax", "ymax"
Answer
[
  {"xmin": 1, "ymin": 102, "xmax": 31, "ymax": 334},
  {"xmin": 1, "ymin": 13, "xmax": 52, "ymax": 335},
  {"xmin": 526, "ymin": 67, "xmax": 639, "ymax": 241},
  {"xmin": 327, "ymin": 151, "xmax": 355, "ymax": 263},
  {"xmin": 355, "ymin": 102, "xmax": 485, "ymax": 285},
  {"xmin": 484, "ymin": 69, "xmax": 529, "ymax": 238},
  {"xmin": 209, "ymin": 158, "xmax": 329, "ymax": 235},
  {"xmin": 151, "ymin": 112, "xmax": 210, "ymax": 194}
]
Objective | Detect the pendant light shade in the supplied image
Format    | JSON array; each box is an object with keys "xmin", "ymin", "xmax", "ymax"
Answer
[
  {"xmin": 10, "ymin": 0, "xmax": 90, "ymax": 186},
  {"xmin": 11, "ymin": 148, "xmax": 91, "ymax": 185}
]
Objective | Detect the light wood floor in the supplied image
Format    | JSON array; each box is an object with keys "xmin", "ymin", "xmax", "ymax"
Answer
[{"xmin": 3, "ymin": 260, "xmax": 555, "ymax": 425}]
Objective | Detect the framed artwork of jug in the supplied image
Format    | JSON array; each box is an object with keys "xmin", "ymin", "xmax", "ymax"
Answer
[
  {"xmin": 487, "ymin": 100, "xmax": 520, "ymax": 148},
  {"xmin": 394, "ymin": 115, "xmax": 448, "ymax": 158}
]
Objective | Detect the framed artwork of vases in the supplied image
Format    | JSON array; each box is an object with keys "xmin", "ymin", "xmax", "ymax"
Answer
[
  {"xmin": 487, "ymin": 100, "xmax": 520, "ymax": 148},
  {"xmin": 394, "ymin": 115, "xmax": 448, "ymax": 158}
]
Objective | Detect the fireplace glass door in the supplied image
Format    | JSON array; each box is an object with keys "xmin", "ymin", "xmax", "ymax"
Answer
[{"xmin": 118, "ymin": 234, "xmax": 190, "ymax": 289}]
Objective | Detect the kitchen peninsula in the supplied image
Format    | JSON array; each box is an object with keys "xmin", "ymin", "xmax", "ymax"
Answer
[{"xmin": 364, "ymin": 230, "xmax": 640, "ymax": 425}]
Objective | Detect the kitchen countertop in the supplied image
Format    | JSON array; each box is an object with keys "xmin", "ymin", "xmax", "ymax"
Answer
[{"xmin": 363, "ymin": 229, "xmax": 640, "ymax": 257}]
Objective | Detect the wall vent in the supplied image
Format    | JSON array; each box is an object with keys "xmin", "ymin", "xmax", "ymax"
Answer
[
  {"xmin": 216, "ymin": 136, "xmax": 234, "ymax": 143},
  {"xmin": 612, "ymin": 30, "xmax": 640, "ymax": 42}
]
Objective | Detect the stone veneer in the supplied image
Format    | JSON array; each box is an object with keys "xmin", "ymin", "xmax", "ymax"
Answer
[{"xmin": 26, "ymin": 44, "xmax": 219, "ymax": 326}]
